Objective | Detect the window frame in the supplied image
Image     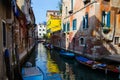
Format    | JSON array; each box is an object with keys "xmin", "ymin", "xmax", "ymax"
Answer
[
  {"xmin": 102, "ymin": 11, "xmax": 110, "ymax": 28},
  {"xmin": 72, "ymin": 19, "xmax": 77, "ymax": 30},
  {"xmin": 83, "ymin": 13, "xmax": 89, "ymax": 29},
  {"xmin": 67, "ymin": 22, "xmax": 70, "ymax": 32},
  {"xmin": 114, "ymin": 37, "xmax": 119, "ymax": 45},
  {"xmin": 79, "ymin": 37, "xmax": 85, "ymax": 46},
  {"xmin": 63, "ymin": 23, "xmax": 66, "ymax": 32}
]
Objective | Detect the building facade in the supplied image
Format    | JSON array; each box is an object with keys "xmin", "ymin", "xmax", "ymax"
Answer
[
  {"xmin": 61, "ymin": 0, "xmax": 120, "ymax": 59},
  {"xmin": 0, "ymin": 0, "xmax": 35, "ymax": 79},
  {"xmin": 46, "ymin": 10, "xmax": 61, "ymax": 46},
  {"xmin": 37, "ymin": 23, "xmax": 46, "ymax": 39}
]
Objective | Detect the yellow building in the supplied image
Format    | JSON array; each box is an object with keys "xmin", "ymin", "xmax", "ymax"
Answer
[{"xmin": 46, "ymin": 10, "xmax": 61, "ymax": 38}]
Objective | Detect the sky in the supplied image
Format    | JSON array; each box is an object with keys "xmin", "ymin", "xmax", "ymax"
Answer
[{"xmin": 32, "ymin": 0, "xmax": 60, "ymax": 24}]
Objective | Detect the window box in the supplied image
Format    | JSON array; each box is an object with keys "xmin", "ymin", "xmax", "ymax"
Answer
[{"xmin": 102, "ymin": 27, "xmax": 111, "ymax": 34}]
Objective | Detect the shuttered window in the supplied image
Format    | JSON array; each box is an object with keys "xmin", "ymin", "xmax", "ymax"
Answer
[
  {"xmin": 67, "ymin": 22, "xmax": 70, "ymax": 31},
  {"xmin": 107, "ymin": 11, "xmax": 110, "ymax": 28},
  {"xmin": 83, "ymin": 16, "xmax": 85, "ymax": 29},
  {"xmin": 85, "ymin": 13, "xmax": 88, "ymax": 28},
  {"xmin": 83, "ymin": 13, "xmax": 88, "ymax": 29},
  {"xmin": 63, "ymin": 23, "xmax": 66, "ymax": 32},
  {"xmin": 102, "ymin": 11, "xmax": 111, "ymax": 28},
  {"xmin": 72, "ymin": 19, "xmax": 77, "ymax": 30}
]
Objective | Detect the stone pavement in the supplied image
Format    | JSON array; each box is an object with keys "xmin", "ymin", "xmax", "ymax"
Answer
[{"xmin": 103, "ymin": 54, "xmax": 120, "ymax": 63}]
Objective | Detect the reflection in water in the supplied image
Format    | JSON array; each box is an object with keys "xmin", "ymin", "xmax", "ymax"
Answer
[
  {"xmin": 64, "ymin": 63, "xmax": 75, "ymax": 80},
  {"xmin": 24, "ymin": 43, "xmax": 119, "ymax": 80},
  {"xmin": 47, "ymin": 51, "xmax": 60, "ymax": 73}
]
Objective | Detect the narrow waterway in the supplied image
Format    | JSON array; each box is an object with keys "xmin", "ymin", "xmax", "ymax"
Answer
[{"xmin": 23, "ymin": 43, "xmax": 119, "ymax": 80}]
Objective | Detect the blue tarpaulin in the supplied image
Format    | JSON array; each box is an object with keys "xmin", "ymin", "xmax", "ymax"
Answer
[
  {"xmin": 76, "ymin": 56, "xmax": 89, "ymax": 62},
  {"xmin": 60, "ymin": 50, "xmax": 75, "ymax": 57}
]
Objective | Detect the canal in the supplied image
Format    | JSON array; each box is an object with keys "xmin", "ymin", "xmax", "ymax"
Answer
[{"xmin": 23, "ymin": 43, "xmax": 119, "ymax": 80}]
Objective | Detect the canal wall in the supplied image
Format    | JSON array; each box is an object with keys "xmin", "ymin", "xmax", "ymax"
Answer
[
  {"xmin": 54, "ymin": 45, "xmax": 120, "ymax": 64},
  {"xmin": 54, "ymin": 45, "xmax": 98, "ymax": 59},
  {"xmin": 19, "ymin": 44, "xmax": 36, "ymax": 66}
]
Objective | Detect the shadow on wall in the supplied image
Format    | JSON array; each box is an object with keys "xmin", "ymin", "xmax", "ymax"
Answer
[{"xmin": 65, "ymin": 15, "xmax": 118, "ymax": 57}]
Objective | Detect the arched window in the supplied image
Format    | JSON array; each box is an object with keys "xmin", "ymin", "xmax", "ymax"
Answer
[{"xmin": 79, "ymin": 37, "xmax": 85, "ymax": 46}]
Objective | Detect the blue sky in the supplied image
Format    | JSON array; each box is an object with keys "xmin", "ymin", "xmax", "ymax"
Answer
[{"xmin": 32, "ymin": 0, "xmax": 60, "ymax": 24}]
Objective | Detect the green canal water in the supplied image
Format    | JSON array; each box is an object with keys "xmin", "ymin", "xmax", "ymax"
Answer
[{"xmin": 23, "ymin": 43, "xmax": 119, "ymax": 80}]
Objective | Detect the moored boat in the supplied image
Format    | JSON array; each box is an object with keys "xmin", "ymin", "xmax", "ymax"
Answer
[
  {"xmin": 75, "ymin": 56, "xmax": 119, "ymax": 74},
  {"xmin": 75, "ymin": 56, "xmax": 94, "ymax": 68},
  {"xmin": 59, "ymin": 50, "xmax": 75, "ymax": 58},
  {"xmin": 22, "ymin": 67, "xmax": 44, "ymax": 80}
]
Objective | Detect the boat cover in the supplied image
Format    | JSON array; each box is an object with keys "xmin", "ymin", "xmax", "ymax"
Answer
[
  {"xmin": 76, "ymin": 56, "xmax": 89, "ymax": 62},
  {"xmin": 22, "ymin": 67, "xmax": 43, "ymax": 80}
]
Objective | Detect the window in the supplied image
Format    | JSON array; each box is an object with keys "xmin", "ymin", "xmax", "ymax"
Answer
[
  {"xmin": 72, "ymin": 19, "xmax": 77, "ymax": 30},
  {"xmin": 39, "ymin": 29, "xmax": 41, "ymax": 31},
  {"xmin": 79, "ymin": 38, "xmax": 85, "ymax": 46},
  {"xmin": 63, "ymin": 23, "xmax": 66, "ymax": 32},
  {"xmin": 43, "ymin": 29, "xmax": 44, "ymax": 31},
  {"xmin": 2, "ymin": 21, "xmax": 6, "ymax": 47},
  {"xmin": 67, "ymin": 22, "xmax": 70, "ymax": 31},
  {"xmin": 39, "ymin": 33, "xmax": 41, "ymax": 35},
  {"xmin": 102, "ymin": 11, "xmax": 110, "ymax": 28},
  {"xmin": 83, "ymin": 13, "xmax": 88, "ymax": 29},
  {"xmin": 114, "ymin": 37, "xmax": 119, "ymax": 45}
]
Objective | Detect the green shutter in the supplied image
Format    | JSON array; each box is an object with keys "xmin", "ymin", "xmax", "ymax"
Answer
[
  {"xmin": 73, "ymin": 19, "xmax": 76, "ymax": 30},
  {"xmin": 63, "ymin": 23, "xmax": 65, "ymax": 32},
  {"xmin": 64, "ymin": 23, "xmax": 66, "ymax": 32},
  {"xmin": 107, "ymin": 11, "xmax": 110, "ymax": 28},
  {"xmin": 67, "ymin": 22, "xmax": 70, "ymax": 31}
]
